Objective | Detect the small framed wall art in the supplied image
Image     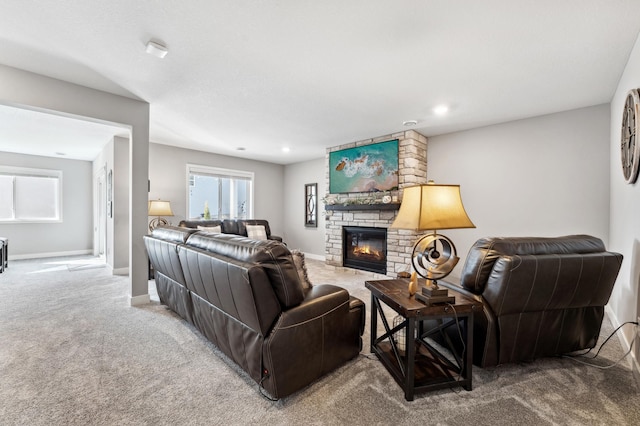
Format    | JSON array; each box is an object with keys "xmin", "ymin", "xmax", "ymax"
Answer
[{"xmin": 305, "ymin": 183, "xmax": 317, "ymax": 227}]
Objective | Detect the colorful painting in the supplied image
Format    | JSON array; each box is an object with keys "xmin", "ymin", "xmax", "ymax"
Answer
[{"xmin": 329, "ymin": 139, "xmax": 399, "ymax": 193}]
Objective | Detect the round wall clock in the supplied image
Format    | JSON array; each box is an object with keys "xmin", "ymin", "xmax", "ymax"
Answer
[{"xmin": 621, "ymin": 88, "xmax": 640, "ymax": 184}]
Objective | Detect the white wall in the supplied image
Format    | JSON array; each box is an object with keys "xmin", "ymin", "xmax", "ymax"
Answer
[
  {"xmin": 608, "ymin": 31, "xmax": 640, "ymax": 367},
  {"xmin": 283, "ymin": 158, "xmax": 326, "ymax": 257},
  {"xmin": 0, "ymin": 151, "xmax": 93, "ymax": 257},
  {"xmin": 113, "ymin": 137, "xmax": 130, "ymax": 273},
  {"xmin": 93, "ymin": 136, "xmax": 129, "ymax": 274},
  {"xmin": 427, "ymin": 104, "xmax": 611, "ymax": 279},
  {"xmin": 149, "ymin": 143, "xmax": 285, "ymax": 236},
  {"xmin": 93, "ymin": 139, "xmax": 114, "ymax": 265}
]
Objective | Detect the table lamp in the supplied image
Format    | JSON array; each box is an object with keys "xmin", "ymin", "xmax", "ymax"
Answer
[
  {"xmin": 390, "ymin": 182, "xmax": 475, "ymax": 305},
  {"xmin": 148, "ymin": 199, "xmax": 174, "ymax": 232}
]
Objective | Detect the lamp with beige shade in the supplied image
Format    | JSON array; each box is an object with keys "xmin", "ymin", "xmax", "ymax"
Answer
[
  {"xmin": 390, "ymin": 181, "xmax": 475, "ymax": 305},
  {"xmin": 148, "ymin": 199, "xmax": 174, "ymax": 232}
]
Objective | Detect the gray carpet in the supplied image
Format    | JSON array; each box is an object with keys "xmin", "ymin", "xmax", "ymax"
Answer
[{"xmin": 1, "ymin": 255, "xmax": 639, "ymax": 425}]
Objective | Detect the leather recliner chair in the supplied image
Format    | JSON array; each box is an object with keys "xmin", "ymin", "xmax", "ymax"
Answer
[{"xmin": 435, "ymin": 235, "xmax": 623, "ymax": 367}]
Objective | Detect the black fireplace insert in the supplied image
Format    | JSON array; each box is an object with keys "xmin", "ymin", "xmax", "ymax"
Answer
[{"xmin": 342, "ymin": 226, "xmax": 387, "ymax": 274}]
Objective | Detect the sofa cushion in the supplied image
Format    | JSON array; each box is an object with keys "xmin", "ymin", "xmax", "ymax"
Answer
[
  {"xmin": 291, "ymin": 250, "xmax": 313, "ymax": 290},
  {"xmin": 219, "ymin": 219, "xmax": 238, "ymax": 235},
  {"xmin": 246, "ymin": 224, "xmax": 268, "ymax": 240},
  {"xmin": 238, "ymin": 219, "xmax": 272, "ymax": 238},
  {"xmin": 185, "ymin": 233, "xmax": 305, "ymax": 308}
]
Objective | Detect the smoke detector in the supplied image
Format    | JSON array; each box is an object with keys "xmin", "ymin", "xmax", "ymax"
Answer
[{"xmin": 145, "ymin": 40, "xmax": 168, "ymax": 58}]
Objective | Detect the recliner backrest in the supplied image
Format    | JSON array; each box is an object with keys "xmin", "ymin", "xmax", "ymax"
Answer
[
  {"xmin": 178, "ymin": 219, "xmax": 222, "ymax": 229},
  {"xmin": 185, "ymin": 232, "xmax": 304, "ymax": 308},
  {"xmin": 145, "ymin": 226, "xmax": 200, "ymax": 287},
  {"xmin": 460, "ymin": 235, "xmax": 606, "ymax": 294}
]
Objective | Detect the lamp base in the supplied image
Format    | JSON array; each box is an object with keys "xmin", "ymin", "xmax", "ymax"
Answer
[
  {"xmin": 416, "ymin": 284, "xmax": 455, "ymax": 305},
  {"xmin": 415, "ymin": 292, "xmax": 455, "ymax": 306},
  {"xmin": 422, "ymin": 282, "xmax": 449, "ymax": 297},
  {"xmin": 149, "ymin": 217, "xmax": 169, "ymax": 232}
]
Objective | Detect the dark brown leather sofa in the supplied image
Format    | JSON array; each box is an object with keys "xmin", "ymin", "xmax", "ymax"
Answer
[
  {"xmin": 436, "ymin": 235, "xmax": 623, "ymax": 367},
  {"xmin": 144, "ymin": 226, "xmax": 364, "ymax": 399},
  {"xmin": 178, "ymin": 219, "xmax": 283, "ymax": 242}
]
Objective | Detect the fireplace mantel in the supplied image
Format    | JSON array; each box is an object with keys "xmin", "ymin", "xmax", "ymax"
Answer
[{"xmin": 325, "ymin": 203, "xmax": 400, "ymax": 211}]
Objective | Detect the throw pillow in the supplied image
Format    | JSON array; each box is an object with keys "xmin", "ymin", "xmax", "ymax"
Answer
[
  {"xmin": 246, "ymin": 224, "xmax": 268, "ymax": 240},
  {"xmin": 291, "ymin": 249, "xmax": 313, "ymax": 290},
  {"xmin": 197, "ymin": 225, "xmax": 222, "ymax": 233}
]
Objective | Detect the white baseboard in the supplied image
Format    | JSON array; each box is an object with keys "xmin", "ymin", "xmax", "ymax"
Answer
[
  {"xmin": 10, "ymin": 249, "xmax": 93, "ymax": 260},
  {"xmin": 304, "ymin": 252, "xmax": 325, "ymax": 261},
  {"xmin": 112, "ymin": 267, "xmax": 129, "ymax": 276},
  {"xmin": 130, "ymin": 293, "xmax": 150, "ymax": 306}
]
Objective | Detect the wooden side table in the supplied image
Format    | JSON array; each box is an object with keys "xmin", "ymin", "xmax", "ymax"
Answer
[{"xmin": 365, "ymin": 278, "xmax": 481, "ymax": 401}]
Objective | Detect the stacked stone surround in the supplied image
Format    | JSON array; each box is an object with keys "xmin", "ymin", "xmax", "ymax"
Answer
[{"xmin": 325, "ymin": 130, "xmax": 428, "ymax": 277}]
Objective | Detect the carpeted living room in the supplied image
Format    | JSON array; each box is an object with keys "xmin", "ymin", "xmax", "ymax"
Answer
[
  {"xmin": 2, "ymin": 2, "xmax": 640, "ymax": 425},
  {"xmin": 1, "ymin": 255, "xmax": 638, "ymax": 425}
]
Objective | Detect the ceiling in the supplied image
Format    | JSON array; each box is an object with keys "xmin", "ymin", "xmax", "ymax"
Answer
[{"xmin": 1, "ymin": 1, "xmax": 640, "ymax": 164}]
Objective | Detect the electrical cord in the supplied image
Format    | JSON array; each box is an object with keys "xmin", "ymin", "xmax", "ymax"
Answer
[
  {"xmin": 562, "ymin": 321, "xmax": 639, "ymax": 369},
  {"xmin": 445, "ymin": 303, "xmax": 466, "ymax": 361},
  {"xmin": 258, "ymin": 374, "xmax": 279, "ymax": 402},
  {"xmin": 445, "ymin": 303, "xmax": 466, "ymax": 386}
]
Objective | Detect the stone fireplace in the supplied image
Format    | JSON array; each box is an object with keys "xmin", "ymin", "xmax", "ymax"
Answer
[{"xmin": 324, "ymin": 130, "xmax": 427, "ymax": 277}]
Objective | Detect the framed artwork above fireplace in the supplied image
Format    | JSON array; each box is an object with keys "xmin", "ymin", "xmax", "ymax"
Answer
[{"xmin": 329, "ymin": 139, "xmax": 399, "ymax": 193}]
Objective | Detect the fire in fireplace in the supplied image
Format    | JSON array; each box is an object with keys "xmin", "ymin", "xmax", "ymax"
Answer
[{"xmin": 343, "ymin": 226, "xmax": 387, "ymax": 274}]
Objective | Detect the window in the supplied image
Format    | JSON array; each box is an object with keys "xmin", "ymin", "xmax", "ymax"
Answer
[
  {"xmin": 0, "ymin": 166, "xmax": 62, "ymax": 222},
  {"xmin": 187, "ymin": 164, "xmax": 253, "ymax": 220}
]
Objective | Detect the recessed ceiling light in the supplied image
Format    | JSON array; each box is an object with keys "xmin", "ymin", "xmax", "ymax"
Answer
[
  {"xmin": 55, "ymin": 152, "xmax": 66, "ymax": 156},
  {"xmin": 433, "ymin": 105, "xmax": 449, "ymax": 116},
  {"xmin": 282, "ymin": 147, "xmax": 291, "ymax": 153},
  {"xmin": 236, "ymin": 147, "xmax": 246, "ymax": 151},
  {"xmin": 145, "ymin": 40, "xmax": 168, "ymax": 58},
  {"xmin": 403, "ymin": 120, "xmax": 418, "ymax": 126}
]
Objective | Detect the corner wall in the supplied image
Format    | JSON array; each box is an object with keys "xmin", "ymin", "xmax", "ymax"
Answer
[
  {"xmin": 93, "ymin": 136, "xmax": 129, "ymax": 274},
  {"xmin": 283, "ymin": 158, "xmax": 326, "ymax": 257},
  {"xmin": 608, "ymin": 30, "xmax": 640, "ymax": 369}
]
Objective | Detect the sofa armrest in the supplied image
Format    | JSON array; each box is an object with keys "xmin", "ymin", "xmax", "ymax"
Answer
[
  {"xmin": 268, "ymin": 235, "xmax": 283, "ymax": 243},
  {"xmin": 263, "ymin": 284, "xmax": 363, "ymax": 398},
  {"xmin": 277, "ymin": 284, "xmax": 350, "ymax": 328}
]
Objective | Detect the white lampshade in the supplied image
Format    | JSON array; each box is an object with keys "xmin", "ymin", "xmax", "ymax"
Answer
[
  {"xmin": 148, "ymin": 200, "xmax": 174, "ymax": 217},
  {"xmin": 390, "ymin": 183, "xmax": 475, "ymax": 231}
]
